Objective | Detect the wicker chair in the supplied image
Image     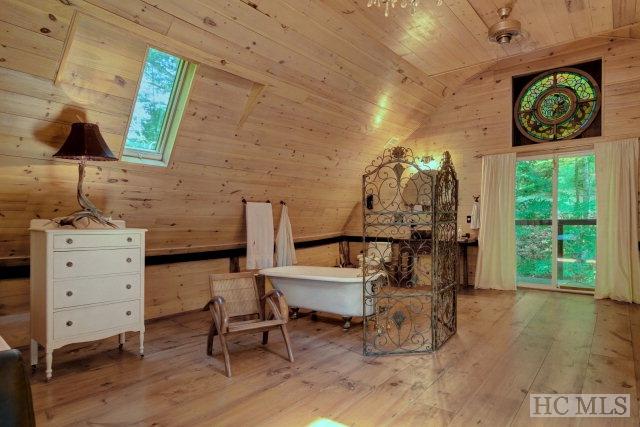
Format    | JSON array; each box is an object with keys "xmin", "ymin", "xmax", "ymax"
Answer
[{"xmin": 204, "ymin": 272, "xmax": 294, "ymax": 377}]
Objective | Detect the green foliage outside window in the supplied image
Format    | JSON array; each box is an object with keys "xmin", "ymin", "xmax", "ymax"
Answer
[
  {"xmin": 515, "ymin": 155, "xmax": 596, "ymax": 288},
  {"xmin": 126, "ymin": 48, "xmax": 181, "ymax": 152},
  {"xmin": 557, "ymin": 155, "xmax": 596, "ymax": 287},
  {"xmin": 124, "ymin": 47, "xmax": 196, "ymax": 165},
  {"xmin": 516, "ymin": 159, "xmax": 553, "ymax": 283}
]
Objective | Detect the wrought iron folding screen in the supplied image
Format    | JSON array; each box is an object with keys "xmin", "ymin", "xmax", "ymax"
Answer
[{"xmin": 362, "ymin": 147, "xmax": 459, "ymax": 355}]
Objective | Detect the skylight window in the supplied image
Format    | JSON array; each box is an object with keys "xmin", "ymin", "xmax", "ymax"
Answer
[{"xmin": 123, "ymin": 47, "xmax": 196, "ymax": 166}]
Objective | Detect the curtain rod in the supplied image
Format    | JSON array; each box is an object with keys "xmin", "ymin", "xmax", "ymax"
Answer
[
  {"xmin": 473, "ymin": 141, "xmax": 595, "ymax": 159},
  {"xmin": 474, "ymin": 136, "xmax": 639, "ymax": 158},
  {"xmin": 242, "ymin": 198, "xmax": 270, "ymax": 204},
  {"xmin": 241, "ymin": 198, "xmax": 286, "ymax": 205}
]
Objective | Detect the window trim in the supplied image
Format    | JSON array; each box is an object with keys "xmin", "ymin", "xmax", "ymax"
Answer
[{"xmin": 122, "ymin": 47, "xmax": 197, "ymax": 167}]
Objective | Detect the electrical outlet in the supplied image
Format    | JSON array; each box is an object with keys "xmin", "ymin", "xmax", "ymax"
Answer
[{"xmin": 466, "ymin": 215, "xmax": 471, "ymax": 223}]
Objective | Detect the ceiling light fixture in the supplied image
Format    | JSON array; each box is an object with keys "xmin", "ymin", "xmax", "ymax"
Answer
[
  {"xmin": 488, "ymin": 7, "xmax": 522, "ymax": 44},
  {"xmin": 367, "ymin": 0, "xmax": 443, "ymax": 18}
]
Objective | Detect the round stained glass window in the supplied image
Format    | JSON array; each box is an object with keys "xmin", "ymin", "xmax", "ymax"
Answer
[{"xmin": 514, "ymin": 68, "xmax": 600, "ymax": 143}]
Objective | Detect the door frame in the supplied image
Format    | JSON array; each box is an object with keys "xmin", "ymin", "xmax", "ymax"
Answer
[{"xmin": 515, "ymin": 150, "xmax": 595, "ymax": 292}]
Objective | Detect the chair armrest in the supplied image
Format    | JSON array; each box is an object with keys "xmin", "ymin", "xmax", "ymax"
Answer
[
  {"xmin": 207, "ymin": 296, "xmax": 230, "ymax": 332},
  {"xmin": 262, "ymin": 290, "xmax": 289, "ymax": 322}
]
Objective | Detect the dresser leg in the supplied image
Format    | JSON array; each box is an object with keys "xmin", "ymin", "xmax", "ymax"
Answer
[
  {"xmin": 45, "ymin": 350, "xmax": 53, "ymax": 381},
  {"xmin": 30, "ymin": 339, "xmax": 38, "ymax": 371},
  {"xmin": 119, "ymin": 333, "xmax": 126, "ymax": 351},
  {"xmin": 139, "ymin": 331, "xmax": 144, "ymax": 358}
]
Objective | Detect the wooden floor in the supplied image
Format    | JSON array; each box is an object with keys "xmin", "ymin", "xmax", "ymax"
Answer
[{"xmin": 28, "ymin": 289, "xmax": 640, "ymax": 426}]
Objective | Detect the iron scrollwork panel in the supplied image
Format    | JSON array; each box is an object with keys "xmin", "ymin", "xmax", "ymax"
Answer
[
  {"xmin": 432, "ymin": 151, "xmax": 459, "ymax": 349},
  {"xmin": 362, "ymin": 147, "xmax": 458, "ymax": 356}
]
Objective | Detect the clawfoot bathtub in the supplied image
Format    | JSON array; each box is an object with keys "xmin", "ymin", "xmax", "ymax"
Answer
[{"xmin": 259, "ymin": 266, "xmax": 376, "ymax": 329}]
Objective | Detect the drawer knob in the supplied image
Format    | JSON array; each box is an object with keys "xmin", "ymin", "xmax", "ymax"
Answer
[
  {"xmin": 66, "ymin": 238, "xmax": 73, "ymax": 244},
  {"xmin": 66, "ymin": 291, "xmax": 73, "ymax": 297},
  {"xmin": 126, "ymin": 284, "xmax": 132, "ymax": 290},
  {"xmin": 126, "ymin": 257, "xmax": 132, "ymax": 263},
  {"xmin": 66, "ymin": 321, "xmax": 73, "ymax": 327},
  {"xmin": 127, "ymin": 237, "xmax": 133, "ymax": 242},
  {"xmin": 66, "ymin": 261, "xmax": 73, "ymax": 267},
  {"xmin": 126, "ymin": 311, "xmax": 132, "ymax": 316}
]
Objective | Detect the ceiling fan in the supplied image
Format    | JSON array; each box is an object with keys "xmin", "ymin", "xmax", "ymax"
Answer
[
  {"xmin": 488, "ymin": 6, "xmax": 521, "ymax": 44},
  {"xmin": 487, "ymin": 2, "xmax": 534, "ymax": 50}
]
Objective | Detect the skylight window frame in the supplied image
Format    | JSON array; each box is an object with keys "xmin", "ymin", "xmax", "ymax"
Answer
[{"xmin": 122, "ymin": 46, "xmax": 197, "ymax": 167}]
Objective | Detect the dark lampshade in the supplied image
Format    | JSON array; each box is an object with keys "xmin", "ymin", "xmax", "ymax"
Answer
[{"xmin": 53, "ymin": 123, "xmax": 117, "ymax": 161}]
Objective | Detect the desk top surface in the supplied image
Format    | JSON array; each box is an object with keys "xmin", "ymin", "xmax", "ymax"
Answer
[{"xmin": 458, "ymin": 239, "xmax": 478, "ymax": 246}]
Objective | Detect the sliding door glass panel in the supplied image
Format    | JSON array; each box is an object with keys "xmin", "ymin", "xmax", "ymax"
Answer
[
  {"xmin": 557, "ymin": 155, "xmax": 596, "ymax": 288},
  {"xmin": 515, "ymin": 159, "xmax": 554, "ymax": 285}
]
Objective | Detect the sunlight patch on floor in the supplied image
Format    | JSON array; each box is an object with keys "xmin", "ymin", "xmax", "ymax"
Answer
[{"xmin": 307, "ymin": 417, "xmax": 347, "ymax": 427}]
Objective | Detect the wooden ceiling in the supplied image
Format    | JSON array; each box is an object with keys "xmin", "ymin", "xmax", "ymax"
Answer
[
  {"xmin": 3, "ymin": 0, "xmax": 637, "ymax": 143},
  {"xmin": 320, "ymin": 0, "xmax": 640, "ymax": 77},
  {"xmin": 96, "ymin": 0, "xmax": 639, "ymax": 130},
  {"xmin": 130, "ymin": 0, "xmax": 640, "ymax": 135}
]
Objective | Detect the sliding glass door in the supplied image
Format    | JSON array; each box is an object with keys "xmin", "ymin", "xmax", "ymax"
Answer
[
  {"xmin": 515, "ymin": 153, "xmax": 596, "ymax": 290},
  {"xmin": 515, "ymin": 158, "xmax": 554, "ymax": 286},
  {"xmin": 556, "ymin": 155, "xmax": 596, "ymax": 288}
]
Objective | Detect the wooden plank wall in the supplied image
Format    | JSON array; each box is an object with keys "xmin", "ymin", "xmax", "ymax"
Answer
[
  {"xmin": 401, "ymin": 34, "xmax": 640, "ymax": 285},
  {"xmin": 0, "ymin": 11, "xmax": 354, "ymax": 262}
]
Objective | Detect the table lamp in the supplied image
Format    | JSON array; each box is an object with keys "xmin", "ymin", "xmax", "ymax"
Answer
[{"xmin": 53, "ymin": 122, "xmax": 118, "ymax": 227}]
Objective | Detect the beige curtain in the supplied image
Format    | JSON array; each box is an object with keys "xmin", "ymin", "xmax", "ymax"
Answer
[
  {"xmin": 475, "ymin": 153, "xmax": 516, "ymax": 290},
  {"xmin": 594, "ymin": 138, "xmax": 640, "ymax": 303}
]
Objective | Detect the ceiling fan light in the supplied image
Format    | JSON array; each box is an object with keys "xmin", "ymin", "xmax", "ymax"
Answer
[
  {"xmin": 488, "ymin": 11, "xmax": 522, "ymax": 44},
  {"xmin": 497, "ymin": 34, "xmax": 512, "ymax": 44}
]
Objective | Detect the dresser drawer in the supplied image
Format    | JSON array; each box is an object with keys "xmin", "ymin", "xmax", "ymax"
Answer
[
  {"xmin": 53, "ymin": 274, "xmax": 140, "ymax": 309},
  {"xmin": 53, "ymin": 249, "xmax": 140, "ymax": 279},
  {"xmin": 53, "ymin": 300, "xmax": 140, "ymax": 340},
  {"xmin": 53, "ymin": 233, "xmax": 140, "ymax": 250}
]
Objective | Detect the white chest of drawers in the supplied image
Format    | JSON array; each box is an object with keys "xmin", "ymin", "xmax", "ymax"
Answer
[{"xmin": 29, "ymin": 219, "xmax": 146, "ymax": 380}]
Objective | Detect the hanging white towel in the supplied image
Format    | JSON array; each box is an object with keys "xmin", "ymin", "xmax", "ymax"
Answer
[
  {"xmin": 246, "ymin": 202, "xmax": 274, "ymax": 269},
  {"xmin": 470, "ymin": 200, "xmax": 481, "ymax": 230},
  {"xmin": 276, "ymin": 205, "xmax": 297, "ymax": 266}
]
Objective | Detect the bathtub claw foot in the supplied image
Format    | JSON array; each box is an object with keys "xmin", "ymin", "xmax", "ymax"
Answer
[
  {"xmin": 290, "ymin": 308, "xmax": 299, "ymax": 319},
  {"xmin": 342, "ymin": 317, "xmax": 352, "ymax": 330}
]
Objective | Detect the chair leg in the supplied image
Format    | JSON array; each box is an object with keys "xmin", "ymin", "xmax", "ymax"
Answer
[
  {"xmin": 218, "ymin": 333, "xmax": 232, "ymax": 377},
  {"xmin": 262, "ymin": 330, "xmax": 269, "ymax": 345},
  {"xmin": 206, "ymin": 320, "xmax": 217, "ymax": 356},
  {"xmin": 280, "ymin": 325, "xmax": 294, "ymax": 363}
]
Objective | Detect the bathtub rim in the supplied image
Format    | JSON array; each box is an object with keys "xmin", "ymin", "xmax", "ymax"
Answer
[{"xmin": 259, "ymin": 266, "xmax": 379, "ymax": 283}]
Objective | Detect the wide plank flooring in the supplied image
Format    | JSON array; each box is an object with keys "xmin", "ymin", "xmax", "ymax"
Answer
[{"xmin": 27, "ymin": 289, "xmax": 640, "ymax": 426}]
